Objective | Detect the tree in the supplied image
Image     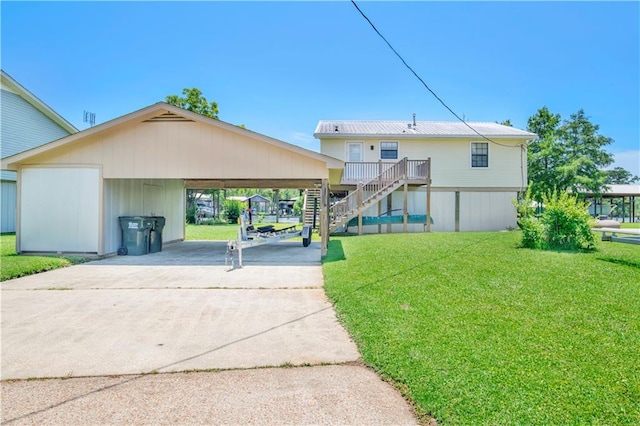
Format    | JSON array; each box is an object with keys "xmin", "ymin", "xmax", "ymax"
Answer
[
  {"xmin": 605, "ymin": 167, "xmax": 640, "ymax": 184},
  {"xmin": 526, "ymin": 107, "xmax": 614, "ymax": 199},
  {"xmin": 166, "ymin": 88, "xmax": 219, "ymax": 119}
]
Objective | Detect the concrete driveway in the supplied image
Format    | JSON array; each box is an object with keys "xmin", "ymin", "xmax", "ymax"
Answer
[{"xmin": 1, "ymin": 241, "xmax": 418, "ymax": 424}]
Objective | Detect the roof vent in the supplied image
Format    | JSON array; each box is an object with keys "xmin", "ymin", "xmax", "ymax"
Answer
[
  {"xmin": 407, "ymin": 123, "xmax": 412, "ymax": 129},
  {"xmin": 334, "ymin": 125, "xmax": 339, "ymax": 132},
  {"xmin": 412, "ymin": 113, "xmax": 416, "ymax": 127}
]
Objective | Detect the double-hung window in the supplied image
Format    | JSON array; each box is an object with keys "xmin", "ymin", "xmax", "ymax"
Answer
[
  {"xmin": 471, "ymin": 142, "xmax": 489, "ymax": 168},
  {"xmin": 380, "ymin": 141, "xmax": 398, "ymax": 160}
]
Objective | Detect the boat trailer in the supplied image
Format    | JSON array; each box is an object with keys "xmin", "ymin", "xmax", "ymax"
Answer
[{"xmin": 225, "ymin": 217, "xmax": 312, "ymax": 269}]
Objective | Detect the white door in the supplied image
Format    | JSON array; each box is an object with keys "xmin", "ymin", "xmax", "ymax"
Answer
[{"xmin": 346, "ymin": 142, "xmax": 364, "ymax": 162}]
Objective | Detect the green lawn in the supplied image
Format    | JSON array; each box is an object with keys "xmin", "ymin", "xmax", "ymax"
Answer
[
  {"xmin": 322, "ymin": 231, "xmax": 640, "ymax": 425},
  {"xmin": 620, "ymin": 222, "xmax": 640, "ymax": 229},
  {"xmin": 1, "ymin": 234, "xmax": 88, "ymax": 281},
  {"xmin": 186, "ymin": 222, "xmax": 316, "ymax": 242}
]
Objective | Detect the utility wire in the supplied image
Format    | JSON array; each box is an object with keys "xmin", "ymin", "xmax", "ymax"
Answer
[{"xmin": 350, "ymin": 0, "xmax": 521, "ymax": 150}]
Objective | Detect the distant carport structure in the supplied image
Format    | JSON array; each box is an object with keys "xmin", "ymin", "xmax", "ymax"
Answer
[
  {"xmin": 1, "ymin": 103, "xmax": 342, "ymax": 256},
  {"xmin": 582, "ymin": 184, "xmax": 639, "ymax": 223}
]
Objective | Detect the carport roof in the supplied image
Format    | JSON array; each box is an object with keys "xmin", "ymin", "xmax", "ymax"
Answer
[{"xmin": 1, "ymin": 102, "xmax": 343, "ymax": 171}]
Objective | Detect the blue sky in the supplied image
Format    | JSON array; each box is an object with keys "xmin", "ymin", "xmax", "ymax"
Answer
[{"xmin": 2, "ymin": 1, "xmax": 639, "ymax": 175}]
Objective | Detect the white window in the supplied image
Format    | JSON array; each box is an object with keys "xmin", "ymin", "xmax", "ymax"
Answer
[
  {"xmin": 471, "ymin": 142, "xmax": 489, "ymax": 168},
  {"xmin": 346, "ymin": 142, "xmax": 364, "ymax": 162},
  {"xmin": 380, "ymin": 141, "xmax": 398, "ymax": 160}
]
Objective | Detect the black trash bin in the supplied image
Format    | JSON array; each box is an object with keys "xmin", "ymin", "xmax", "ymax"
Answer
[
  {"xmin": 119, "ymin": 216, "xmax": 153, "ymax": 255},
  {"xmin": 149, "ymin": 216, "xmax": 166, "ymax": 253}
]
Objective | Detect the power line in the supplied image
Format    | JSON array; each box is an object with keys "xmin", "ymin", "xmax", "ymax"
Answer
[{"xmin": 349, "ymin": 0, "xmax": 520, "ymax": 150}]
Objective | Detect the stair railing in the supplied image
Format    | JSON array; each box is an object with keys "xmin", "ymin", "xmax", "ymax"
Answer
[{"xmin": 329, "ymin": 157, "xmax": 408, "ymax": 229}]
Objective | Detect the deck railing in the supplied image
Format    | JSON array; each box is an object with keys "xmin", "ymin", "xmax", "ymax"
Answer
[{"xmin": 342, "ymin": 159, "xmax": 429, "ymax": 184}]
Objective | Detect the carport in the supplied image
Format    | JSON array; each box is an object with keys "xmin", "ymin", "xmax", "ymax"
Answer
[{"xmin": 1, "ymin": 103, "xmax": 342, "ymax": 256}]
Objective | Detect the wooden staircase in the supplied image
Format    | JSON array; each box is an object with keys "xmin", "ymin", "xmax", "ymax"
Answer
[
  {"xmin": 303, "ymin": 188, "xmax": 322, "ymax": 228},
  {"xmin": 329, "ymin": 158, "xmax": 411, "ymax": 233}
]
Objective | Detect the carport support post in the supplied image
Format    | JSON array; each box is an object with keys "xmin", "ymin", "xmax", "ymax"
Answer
[
  {"xmin": 426, "ymin": 158, "xmax": 431, "ymax": 232},
  {"xmin": 274, "ymin": 189, "xmax": 280, "ymax": 223},
  {"xmin": 321, "ymin": 179, "xmax": 329, "ymax": 257}
]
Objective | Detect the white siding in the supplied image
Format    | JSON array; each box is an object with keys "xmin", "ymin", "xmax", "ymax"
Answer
[
  {"xmin": 1, "ymin": 180, "xmax": 17, "ymax": 233},
  {"xmin": 103, "ymin": 179, "xmax": 184, "ymax": 254},
  {"xmin": 20, "ymin": 168, "xmax": 100, "ymax": 252}
]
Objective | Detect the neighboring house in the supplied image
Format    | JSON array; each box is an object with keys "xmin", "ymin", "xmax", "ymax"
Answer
[
  {"xmin": 1, "ymin": 70, "xmax": 77, "ymax": 233},
  {"xmin": 227, "ymin": 194, "xmax": 271, "ymax": 213},
  {"xmin": 315, "ymin": 119, "xmax": 537, "ymax": 232}
]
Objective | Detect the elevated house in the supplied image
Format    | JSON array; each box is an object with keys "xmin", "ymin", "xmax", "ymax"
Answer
[
  {"xmin": 315, "ymin": 119, "xmax": 537, "ymax": 233},
  {"xmin": 1, "ymin": 70, "xmax": 77, "ymax": 232}
]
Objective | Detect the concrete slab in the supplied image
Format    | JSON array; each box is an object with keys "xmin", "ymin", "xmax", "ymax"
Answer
[
  {"xmin": 1, "ymin": 366, "xmax": 418, "ymax": 425},
  {"xmin": 1, "ymin": 241, "xmax": 323, "ymax": 290},
  {"xmin": 1, "ymin": 240, "xmax": 419, "ymax": 424},
  {"xmin": 1, "ymin": 287, "xmax": 359, "ymax": 379}
]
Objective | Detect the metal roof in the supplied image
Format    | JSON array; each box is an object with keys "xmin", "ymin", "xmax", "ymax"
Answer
[{"xmin": 314, "ymin": 120, "xmax": 538, "ymax": 139}]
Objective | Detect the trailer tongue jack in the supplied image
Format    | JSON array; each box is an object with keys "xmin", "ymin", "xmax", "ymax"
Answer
[{"xmin": 225, "ymin": 217, "xmax": 312, "ymax": 269}]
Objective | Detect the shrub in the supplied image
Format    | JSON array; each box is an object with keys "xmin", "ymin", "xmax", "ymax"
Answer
[
  {"xmin": 186, "ymin": 205, "xmax": 197, "ymax": 224},
  {"xmin": 541, "ymin": 191, "xmax": 595, "ymax": 250},
  {"xmin": 513, "ymin": 189, "xmax": 596, "ymax": 251},
  {"xmin": 519, "ymin": 217, "xmax": 545, "ymax": 249},
  {"xmin": 224, "ymin": 199, "xmax": 243, "ymax": 224}
]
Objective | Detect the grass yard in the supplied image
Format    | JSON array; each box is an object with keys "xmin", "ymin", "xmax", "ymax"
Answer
[
  {"xmin": 323, "ymin": 231, "xmax": 640, "ymax": 425},
  {"xmin": 620, "ymin": 222, "xmax": 640, "ymax": 229},
  {"xmin": 1, "ymin": 234, "xmax": 88, "ymax": 281},
  {"xmin": 186, "ymin": 222, "xmax": 316, "ymax": 242}
]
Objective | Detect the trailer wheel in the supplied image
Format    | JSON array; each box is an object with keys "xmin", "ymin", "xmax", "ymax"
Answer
[{"xmin": 302, "ymin": 236, "xmax": 311, "ymax": 247}]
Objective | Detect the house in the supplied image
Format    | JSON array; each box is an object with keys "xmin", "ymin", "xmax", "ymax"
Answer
[
  {"xmin": 1, "ymin": 70, "xmax": 77, "ymax": 233},
  {"xmin": 1, "ymin": 102, "xmax": 341, "ymax": 255},
  {"xmin": 226, "ymin": 194, "xmax": 271, "ymax": 213},
  {"xmin": 315, "ymin": 119, "xmax": 538, "ymax": 232}
]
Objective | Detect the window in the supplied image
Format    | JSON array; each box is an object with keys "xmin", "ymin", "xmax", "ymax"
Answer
[
  {"xmin": 380, "ymin": 141, "xmax": 398, "ymax": 160},
  {"xmin": 346, "ymin": 142, "xmax": 364, "ymax": 162},
  {"xmin": 471, "ymin": 142, "xmax": 489, "ymax": 168}
]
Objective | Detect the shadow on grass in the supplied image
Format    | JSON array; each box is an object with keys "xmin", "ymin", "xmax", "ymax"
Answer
[
  {"xmin": 597, "ymin": 256, "xmax": 640, "ymax": 269},
  {"xmin": 322, "ymin": 240, "xmax": 346, "ymax": 263}
]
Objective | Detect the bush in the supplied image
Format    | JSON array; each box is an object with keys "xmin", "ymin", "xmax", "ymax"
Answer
[
  {"xmin": 519, "ymin": 217, "xmax": 545, "ymax": 249},
  {"xmin": 186, "ymin": 205, "xmax": 197, "ymax": 224},
  {"xmin": 514, "ymin": 189, "xmax": 595, "ymax": 251},
  {"xmin": 541, "ymin": 191, "xmax": 595, "ymax": 250},
  {"xmin": 224, "ymin": 199, "xmax": 243, "ymax": 224}
]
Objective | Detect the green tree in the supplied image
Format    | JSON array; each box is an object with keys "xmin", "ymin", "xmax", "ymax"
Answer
[
  {"xmin": 166, "ymin": 88, "xmax": 219, "ymax": 119},
  {"xmin": 526, "ymin": 107, "xmax": 614, "ymax": 199},
  {"xmin": 605, "ymin": 167, "xmax": 640, "ymax": 184}
]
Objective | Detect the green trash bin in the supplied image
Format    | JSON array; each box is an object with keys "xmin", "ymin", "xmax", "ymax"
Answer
[
  {"xmin": 119, "ymin": 216, "xmax": 153, "ymax": 255},
  {"xmin": 149, "ymin": 216, "xmax": 166, "ymax": 253}
]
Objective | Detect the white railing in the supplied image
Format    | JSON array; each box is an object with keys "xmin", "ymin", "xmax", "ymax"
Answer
[{"xmin": 342, "ymin": 159, "xmax": 429, "ymax": 184}]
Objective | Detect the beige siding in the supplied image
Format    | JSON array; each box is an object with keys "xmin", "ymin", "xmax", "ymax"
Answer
[
  {"xmin": 103, "ymin": 179, "xmax": 184, "ymax": 255},
  {"xmin": 24, "ymin": 119, "xmax": 330, "ymax": 180},
  {"xmin": 320, "ymin": 137, "xmax": 527, "ymax": 189},
  {"xmin": 344, "ymin": 187, "xmax": 516, "ymax": 233},
  {"xmin": 459, "ymin": 191, "xmax": 517, "ymax": 231},
  {"xmin": 20, "ymin": 167, "xmax": 100, "ymax": 252}
]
